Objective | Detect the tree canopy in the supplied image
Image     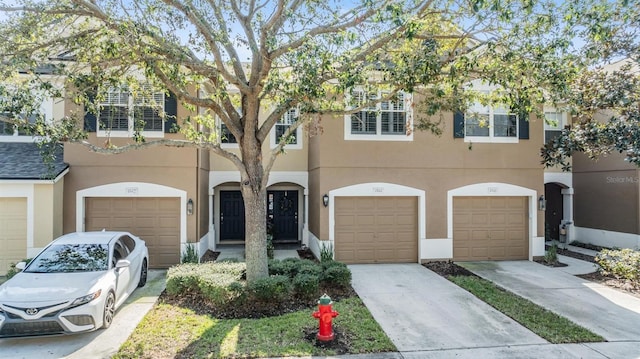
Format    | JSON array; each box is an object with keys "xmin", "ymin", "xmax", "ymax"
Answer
[{"xmin": 0, "ymin": 0, "xmax": 610, "ymax": 281}]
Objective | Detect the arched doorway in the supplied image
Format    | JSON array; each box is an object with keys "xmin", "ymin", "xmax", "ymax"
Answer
[{"xmin": 544, "ymin": 183, "xmax": 565, "ymax": 242}]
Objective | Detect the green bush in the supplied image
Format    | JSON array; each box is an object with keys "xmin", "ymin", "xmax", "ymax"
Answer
[
  {"xmin": 293, "ymin": 273, "xmax": 319, "ymax": 298},
  {"xmin": 595, "ymin": 248, "xmax": 640, "ymax": 284},
  {"xmin": 320, "ymin": 261, "xmax": 352, "ymax": 288},
  {"xmin": 268, "ymin": 258, "xmax": 318, "ymax": 278},
  {"xmin": 181, "ymin": 243, "xmax": 199, "ymax": 264},
  {"xmin": 166, "ymin": 262, "xmax": 247, "ymax": 305},
  {"xmin": 248, "ymin": 275, "xmax": 291, "ymax": 302},
  {"xmin": 6, "ymin": 258, "xmax": 32, "ymax": 280},
  {"xmin": 320, "ymin": 242, "xmax": 334, "ymax": 262},
  {"xmin": 544, "ymin": 244, "xmax": 559, "ymax": 265}
]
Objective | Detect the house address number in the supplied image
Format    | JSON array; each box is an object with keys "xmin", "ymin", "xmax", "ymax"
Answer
[
  {"xmin": 125, "ymin": 187, "xmax": 139, "ymax": 195},
  {"xmin": 487, "ymin": 187, "xmax": 498, "ymax": 193}
]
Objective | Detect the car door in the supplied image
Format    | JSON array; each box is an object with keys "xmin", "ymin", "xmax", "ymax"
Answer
[{"xmin": 113, "ymin": 238, "xmax": 132, "ymax": 304}]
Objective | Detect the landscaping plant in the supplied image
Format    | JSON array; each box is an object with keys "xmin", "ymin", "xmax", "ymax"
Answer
[{"xmin": 595, "ymin": 248, "xmax": 640, "ymax": 286}]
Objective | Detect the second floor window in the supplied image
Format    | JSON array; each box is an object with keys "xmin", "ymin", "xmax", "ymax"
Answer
[
  {"xmin": 465, "ymin": 101, "xmax": 518, "ymax": 141},
  {"xmin": 98, "ymin": 86, "xmax": 164, "ymax": 133},
  {"xmin": 220, "ymin": 123, "xmax": 237, "ymax": 144},
  {"xmin": 275, "ymin": 108, "xmax": 298, "ymax": 145},
  {"xmin": 346, "ymin": 90, "xmax": 412, "ymax": 141},
  {"xmin": 544, "ymin": 112, "xmax": 565, "ymax": 143}
]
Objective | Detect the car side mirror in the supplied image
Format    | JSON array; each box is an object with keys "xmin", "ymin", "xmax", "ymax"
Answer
[
  {"xmin": 115, "ymin": 259, "xmax": 131, "ymax": 269},
  {"xmin": 15, "ymin": 262, "xmax": 26, "ymax": 271}
]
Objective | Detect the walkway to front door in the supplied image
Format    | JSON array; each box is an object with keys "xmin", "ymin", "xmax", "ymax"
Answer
[{"xmin": 219, "ymin": 190, "xmax": 299, "ymax": 242}]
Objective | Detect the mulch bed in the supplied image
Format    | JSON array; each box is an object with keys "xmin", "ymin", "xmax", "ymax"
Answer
[
  {"xmin": 423, "ymin": 260, "xmax": 476, "ymax": 277},
  {"xmin": 200, "ymin": 250, "xmax": 219, "ymax": 263}
]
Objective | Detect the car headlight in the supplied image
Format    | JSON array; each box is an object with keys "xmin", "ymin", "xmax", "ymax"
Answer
[{"xmin": 70, "ymin": 290, "xmax": 102, "ymax": 307}]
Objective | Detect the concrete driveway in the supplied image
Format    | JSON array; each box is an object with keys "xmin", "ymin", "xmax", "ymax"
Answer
[
  {"xmin": 461, "ymin": 261, "xmax": 640, "ymax": 341},
  {"xmin": 349, "ymin": 264, "xmax": 546, "ymax": 352},
  {"xmin": 0, "ymin": 269, "xmax": 165, "ymax": 359}
]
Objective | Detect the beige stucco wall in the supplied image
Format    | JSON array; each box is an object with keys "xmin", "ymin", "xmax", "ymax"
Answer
[
  {"xmin": 33, "ymin": 180, "xmax": 64, "ymax": 248},
  {"xmin": 308, "ymin": 109, "xmax": 545, "ymax": 240}
]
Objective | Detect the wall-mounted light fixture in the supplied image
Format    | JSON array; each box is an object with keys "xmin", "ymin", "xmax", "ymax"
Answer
[
  {"xmin": 538, "ymin": 195, "xmax": 546, "ymax": 211},
  {"xmin": 187, "ymin": 198, "xmax": 194, "ymax": 215},
  {"xmin": 322, "ymin": 194, "xmax": 329, "ymax": 207}
]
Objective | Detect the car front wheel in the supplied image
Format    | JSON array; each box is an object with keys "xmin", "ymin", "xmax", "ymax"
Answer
[
  {"xmin": 102, "ymin": 291, "xmax": 116, "ymax": 329},
  {"xmin": 137, "ymin": 259, "xmax": 148, "ymax": 288}
]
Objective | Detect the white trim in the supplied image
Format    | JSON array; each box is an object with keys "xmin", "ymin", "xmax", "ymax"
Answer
[
  {"xmin": 447, "ymin": 182, "xmax": 538, "ymax": 261},
  {"xmin": 75, "ymin": 182, "xmax": 187, "ymax": 247},
  {"xmin": 270, "ymin": 107, "xmax": 303, "ymax": 150},
  {"xmin": 0, "ymin": 184, "xmax": 35, "ymax": 254},
  {"xmin": 97, "ymin": 130, "xmax": 165, "ymax": 138},
  {"xmin": 573, "ymin": 226, "xmax": 640, "ymax": 250},
  {"xmin": 464, "ymin": 136, "xmax": 519, "ymax": 144},
  {"xmin": 0, "ymin": 135, "xmax": 42, "ymax": 143},
  {"xmin": 343, "ymin": 91, "xmax": 414, "ymax": 142},
  {"xmin": 329, "ymin": 182, "xmax": 426, "ymax": 263},
  {"xmin": 0, "ymin": 168, "xmax": 69, "ymax": 184},
  {"xmin": 209, "ymin": 170, "xmax": 308, "ymax": 189},
  {"xmin": 544, "ymin": 172, "xmax": 572, "ymax": 188}
]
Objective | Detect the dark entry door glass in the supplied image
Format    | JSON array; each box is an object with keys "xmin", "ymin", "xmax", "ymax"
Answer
[
  {"xmin": 220, "ymin": 191, "xmax": 245, "ymax": 241},
  {"xmin": 268, "ymin": 190, "xmax": 299, "ymax": 241}
]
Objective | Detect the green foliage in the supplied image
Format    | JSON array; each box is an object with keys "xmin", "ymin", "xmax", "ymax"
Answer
[
  {"xmin": 595, "ymin": 248, "xmax": 640, "ymax": 285},
  {"xmin": 320, "ymin": 261, "xmax": 352, "ymax": 288},
  {"xmin": 320, "ymin": 242, "xmax": 334, "ymax": 262},
  {"xmin": 248, "ymin": 275, "xmax": 292, "ymax": 302},
  {"xmin": 166, "ymin": 262, "xmax": 247, "ymax": 305},
  {"xmin": 544, "ymin": 244, "xmax": 559, "ymax": 265},
  {"xmin": 268, "ymin": 258, "xmax": 319, "ymax": 278},
  {"xmin": 181, "ymin": 243, "xmax": 199, "ymax": 264},
  {"xmin": 5, "ymin": 258, "xmax": 32, "ymax": 279},
  {"xmin": 450, "ymin": 275, "xmax": 603, "ymax": 343},
  {"xmin": 292, "ymin": 273, "xmax": 320, "ymax": 299}
]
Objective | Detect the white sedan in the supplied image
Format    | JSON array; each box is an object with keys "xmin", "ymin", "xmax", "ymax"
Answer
[{"xmin": 0, "ymin": 231, "xmax": 148, "ymax": 337}]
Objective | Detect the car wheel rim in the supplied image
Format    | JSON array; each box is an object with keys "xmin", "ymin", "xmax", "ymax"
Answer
[{"xmin": 104, "ymin": 293, "xmax": 115, "ymax": 326}]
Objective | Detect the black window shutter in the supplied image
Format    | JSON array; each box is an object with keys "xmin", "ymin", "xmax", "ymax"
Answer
[
  {"xmin": 164, "ymin": 92, "xmax": 178, "ymax": 133},
  {"xmin": 453, "ymin": 111, "xmax": 465, "ymax": 138},
  {"xmin": 518, "ymin": 112, "xmax": 529, "ymax": 139},
  {"xmin": 84, "ymin": 92, "xmax": 96, "ymax": 132}
]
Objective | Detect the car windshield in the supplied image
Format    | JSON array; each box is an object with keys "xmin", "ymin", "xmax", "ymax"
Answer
[{"xmin": 25, "ymin": 243, "xmax": 109, "ymax": 273}]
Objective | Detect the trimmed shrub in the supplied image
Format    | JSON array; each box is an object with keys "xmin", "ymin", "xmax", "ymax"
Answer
[
  {"xmin": 293, "ymin": 273, "xmax": 319, "ymax": 299},
  {"xmin": 595, "ymin": 248, "xmax": 640, "ymax": 284},
  {"xmin": 268, "ymin": 258, "xmax": 319, "ymax": 278},
  {"xmin": 320, "ymin": 261, "xmax": 352, "ymax": 288},
  {"xmin": 166, "ymin": 262, "xmax": 247, "ymax": 305},
  {"xmin": 248, "ymin": 275, "xmax": 291, "ymax": 302}
]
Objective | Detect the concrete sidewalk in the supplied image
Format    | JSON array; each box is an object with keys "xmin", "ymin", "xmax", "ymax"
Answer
[{"xmin": 460, "ymin": 261, "xmax": 640, "ymax": 342}]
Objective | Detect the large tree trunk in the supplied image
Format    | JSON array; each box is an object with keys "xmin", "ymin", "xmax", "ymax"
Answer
[{"xmin": 241, "ymin": 183, "xmax": 268, "ymax": 282}]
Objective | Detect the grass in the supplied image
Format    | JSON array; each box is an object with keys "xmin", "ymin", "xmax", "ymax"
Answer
[
  {"xmin": 113, "ymin": 297, "xmax": 395, "ymax": 359},
  {"xmin": 449, "ymin": 275, "xmax": 604, "ymax": 344}
]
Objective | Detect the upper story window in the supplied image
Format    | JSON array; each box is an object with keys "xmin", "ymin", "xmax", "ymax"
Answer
[
  {"xmin": 271, "ymin": 107, "xmax": 302, "ymax": 149},
  {"xmin": 464, "ymin": 101, "xmax": 518, "ymax": 143},
  {"xmin": 544, "ymin": 111, "xmax": 566, "ymax": 143},
  {"xmin": 0, "ymin": 94, "xmax": 53, "ymax": 142},
  {"xmin": 96, "ymin": 85, "xmax": 165, "ymax": 137},
  {"xmin": 344, "ymin": 89, "xmax": 413, "ymax": 141}
]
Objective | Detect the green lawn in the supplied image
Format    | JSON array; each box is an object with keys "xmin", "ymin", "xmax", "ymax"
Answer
[
  {"xmin": 113, "ymin": 297, "xmax": 395, "ymax": 359},
  {"xmin": 449, "ymin": 275, "xmax": 604, "ymax": 344}
]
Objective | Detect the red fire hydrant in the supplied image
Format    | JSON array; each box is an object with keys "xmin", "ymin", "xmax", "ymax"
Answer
[{"xmin": 312, "ymin": 293, "xmax": 339, "ymax": 341}]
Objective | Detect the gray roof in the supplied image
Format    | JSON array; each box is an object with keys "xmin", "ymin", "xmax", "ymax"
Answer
[{"xmin": 0, "ymin": 142, "xmax": 68, "ymax": 180}]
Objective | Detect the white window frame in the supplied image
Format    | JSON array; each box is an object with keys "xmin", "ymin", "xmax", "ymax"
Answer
[
  {"xmin": 344, "ymin": 89, "xmax": 413, "ymax": 141},
  {"xmin": 270, "ymin": 107, "xmax": 303, "ymax": 149},
  {"xmin": 543, "ymin": 108, "xmax": 567, "ymax": 143},
  {"xmin": 96, "ymin": 85, "xmax": 165, "ymax": 138},
  {"xmin": 0, "ymin": 92, "xmax": 53, "ymax": 143},
  {"xmin": 464, "ymin": 102, "xmax": 519, "ymax": 143}
]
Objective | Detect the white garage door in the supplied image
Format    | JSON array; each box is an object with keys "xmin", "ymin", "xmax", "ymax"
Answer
[{"xmin": 0, "ymin": 198, "xmax": 27, "ymax": 275}]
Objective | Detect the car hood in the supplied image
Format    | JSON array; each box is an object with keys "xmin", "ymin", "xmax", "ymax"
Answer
[{"xmin": 0, "ymin": 271, "xmax": 107, "ymax": 303}]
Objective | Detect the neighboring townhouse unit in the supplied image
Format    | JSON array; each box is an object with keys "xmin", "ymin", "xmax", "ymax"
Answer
[
  {"xmin": 307, "ymin": 88, "xmax": 546, "ymax": 263},
  {"xmin": 0, "ymin": 85, "xmax": 68, "ymax": 275}
]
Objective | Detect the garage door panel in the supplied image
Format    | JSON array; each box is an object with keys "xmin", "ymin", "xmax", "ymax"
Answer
[
  {"xmin": 86, "ymin": 197, "xmax": 180, "ymax": 268},
  {"xmin": 454, "ymin": 196, "xmax": 528, "ymax": 261},
  {"xmin": 335, "ymin": 197, "xmax": 418, "ymax": 264},
  {"xmin": 0, "ymin": 198, "xmax": 28, "ymax": 274}
]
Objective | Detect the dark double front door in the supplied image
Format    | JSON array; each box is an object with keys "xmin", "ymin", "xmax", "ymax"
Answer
[{"xmin": 220, "ymin": 190, "xmax": 299, "ymax": 242}]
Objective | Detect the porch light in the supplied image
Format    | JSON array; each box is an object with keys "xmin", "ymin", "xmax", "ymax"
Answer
[
  {"xmin": 187, "ymin": 198, "xmax": 194, "ymax": 215},
  {"xmin": 322, "ymin": 194, "xmax": 329, "ymax": 207},
  {"xmin": 538, "ymin": 195, "xmax": 546, "ymax": 211}
]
